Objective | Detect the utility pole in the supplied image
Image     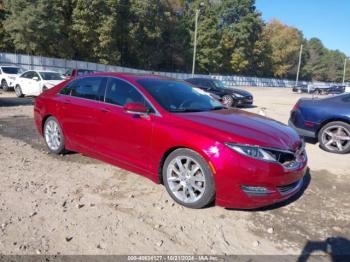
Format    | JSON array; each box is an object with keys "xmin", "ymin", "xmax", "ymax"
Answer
[
  {"xmin": 191, "ymin": 9, "xmax": 200, "ymax": 78},
  {"xmin": 295, "ymin": 44, "xmax": 303, "ymax": 86},
  {"xmin": 343, "ymin": 57, "xmax": 348, "ymax": 85}
]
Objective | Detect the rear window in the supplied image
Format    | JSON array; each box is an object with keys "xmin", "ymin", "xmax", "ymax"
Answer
[{"xmin": 2, "ymin": 67, "xmax": 22, "ymax": 74}]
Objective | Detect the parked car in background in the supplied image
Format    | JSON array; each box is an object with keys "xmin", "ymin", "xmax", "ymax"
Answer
[
  {"xmin": 292, "ymin": 84, "xmax": 309, "ymax": 93},
  {"xmin": 185, "ymin": 78, "xmax": 253, "ymax": 107},
  {"xmin": 0, "ymin": 65, "xmax": 24, "ymax": 91},
  {"xmin": 14, "ymin": 70, "xmax": 65, "ymax": 97},
  {"xmin": 324, "ymin": 85, "xmax": 345, "ymax": 95},
  {"xmin": 289, "ymin": 93, "xmax": 350, "ymax": 154},
  {"xmin": 63, "ymin": 68, "xmax": 97, "ymax": 79},
  {"xmin": 35, "ymin": 73, "xmax": 307, "ymax": 209}
]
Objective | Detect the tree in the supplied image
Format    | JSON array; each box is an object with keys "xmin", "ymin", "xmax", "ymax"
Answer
[
  {"xmin": 3, "ymin": 0, "xmax": 75, "ymax": 58},
  {"xmin": 264, "ymin": 19, "xmax": 303, "ymax": 78}
]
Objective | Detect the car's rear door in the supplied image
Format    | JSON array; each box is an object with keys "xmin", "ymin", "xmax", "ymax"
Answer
[
  {"xmin": 95, "ymin": 77, "xmax": 154, "ymax": 171},
  {"xmin": 57, "ymin": 76, "xmax": 107, "ymax": 150}
]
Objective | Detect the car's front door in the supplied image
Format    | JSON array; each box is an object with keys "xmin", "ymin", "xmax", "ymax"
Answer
[
  {"xmin": 18, "ymin": 71, "xmax": 35, "ymax": 95},
  {"xmin": 57, "ymin": 76, "xmax": 107, "ymax": 150},
  {"xmin": 95, "ymin": 77, "xmax": 154, "ymax": 171}
]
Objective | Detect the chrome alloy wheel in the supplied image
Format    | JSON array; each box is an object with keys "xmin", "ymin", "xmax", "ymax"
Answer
[
  {"xmin": 166, "ymin": 156, "xmax": 206, "ymax": 203},
  {"xmin": 222, "ymin": 95, "xmax": 233, "ymax": 106},
  {"xmin": 44, "ymin": 119, "xmax": 62, "ymax": 151},
  {"xmin": 321, "ymin": 125, "xmax": 350, "ymax": 152}
]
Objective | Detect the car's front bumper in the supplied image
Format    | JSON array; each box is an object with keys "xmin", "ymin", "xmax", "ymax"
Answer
[
  {"xmin": 236, "ymin": 97, "xmax": 253, "ymax": 105},
  {"xmin": 211, "ymin": 145, "xmax": 307, "ymax": 209}
]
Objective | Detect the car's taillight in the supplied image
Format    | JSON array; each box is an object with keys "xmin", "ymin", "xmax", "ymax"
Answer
[{"xmin": 292, "ymin": 102, "xmax": 299, "ymax": 111}]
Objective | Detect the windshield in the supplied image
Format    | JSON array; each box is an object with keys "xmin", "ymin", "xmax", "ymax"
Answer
[
  {"xmin": 212, "ymin": 79, "xmax": 226, "ymax": 89},
  {"xmin": 2, "ymin": 67, "xmax": 22, "ymax": 74},
  {"xmin": 39, "ymin": 72, "xmax": 64, "ymax": 80},
  {"xmin": 137, "ymin": 79, "xmax": 225, "ymax": 112}
]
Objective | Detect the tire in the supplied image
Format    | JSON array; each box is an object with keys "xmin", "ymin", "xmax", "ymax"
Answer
[
  {"xmin": 162, "ymin": 148, "xmax": 215, "ymax": 208},
  {"xmin": 318, "ymin": 121, "xmax": 350, "ymax": 154},
  {"xmin": 1, "ymin": 79, "xmax": 9, "ymax": 91},
  {"xmin": 222, "ymin": 95, "xmax": 234, "ymax": 107},
  {"xmin": 14, "ymin": 85, "xmax": 24, "ymax": 97},
  {"xmin": 43, "ymin": 116, "xmax": 66, "ymax": 154}
]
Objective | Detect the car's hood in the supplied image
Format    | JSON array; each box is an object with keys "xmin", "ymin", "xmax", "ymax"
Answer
[
  {"xmin": 175, "ymin": 109, "xmax": 301, "ymax": 151},
  {"xmin": 230, "ymin": 88, "xmax": 252, "ymax": 97}
]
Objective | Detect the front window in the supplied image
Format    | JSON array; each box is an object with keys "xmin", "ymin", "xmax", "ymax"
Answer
[
  {"xmin": 137, "ymin": 79, "xmax": 225, "ymax": 112},
  {"xmin": 39, "ymin": 72, "xmax": 64, "ymax": 81},
  {"xmin": 2, "ymin": 67, "xmax": 22, "ymax": 74},
  {"xmin": 212, "ymin": 79, "xmax": 226, "ymax": 89}
]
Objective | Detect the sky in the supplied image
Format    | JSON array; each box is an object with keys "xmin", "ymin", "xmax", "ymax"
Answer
[{"xmin": 255, "ymin": 0, "xmax": 350, "ymax": 56}]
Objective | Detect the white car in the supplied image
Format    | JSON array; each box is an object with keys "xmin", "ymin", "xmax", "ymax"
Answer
[
  {"xmin": 0, "ymin": 66, "xmax": 24, "ymax": 91},
  {"xmin": 14, "ymin": 70, "xmax": 65, "ymax": 97}
]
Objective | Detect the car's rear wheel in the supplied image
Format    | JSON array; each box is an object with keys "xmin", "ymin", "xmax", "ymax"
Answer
[
  {"xmin": 14, "ymin": 85, "xmax": 24, "ymax": 97},
  {"xmin": 318, "ymin": 121, "xmax": 350, "ymax": 154},
  {"xmin": 1, "ymin": 80, "xmax": 9, "ymax": 91},
  {"xmin": 222, "ymin": 95, "xmax": 234, "ymax": 107},
  {"xmin": 44, "ymin": 116, "xmax": 65, "ymax": 154},
  {"xmin": 163, "ymin": 148, "xmax": 215, "ymax": 208}
]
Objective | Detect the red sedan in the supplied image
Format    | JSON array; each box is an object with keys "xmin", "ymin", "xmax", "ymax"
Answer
[{"xmin": 34, "ymin": 73, "xmax": 307, "ymax": 209}]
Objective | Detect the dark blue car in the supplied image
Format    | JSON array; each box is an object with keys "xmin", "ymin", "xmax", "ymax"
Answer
[{"xmin": 289, "ymin": 93, "xmax": 350, "ymax": 154}]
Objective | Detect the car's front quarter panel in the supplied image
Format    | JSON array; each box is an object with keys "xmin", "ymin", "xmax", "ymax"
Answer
[{"xmin": 150, "ymin": 114, "xmax": 307, "ymax": 209}]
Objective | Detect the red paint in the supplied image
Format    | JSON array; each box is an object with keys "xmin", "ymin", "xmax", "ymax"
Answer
[{"xmin": 34, "ymin": 73, "xmax": 307, "ymax": 209}]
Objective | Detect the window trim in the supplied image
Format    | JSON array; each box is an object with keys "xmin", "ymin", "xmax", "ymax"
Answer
[{"xmin": 58, "ymin": 76, "xmax": 162, "ymax": 117}]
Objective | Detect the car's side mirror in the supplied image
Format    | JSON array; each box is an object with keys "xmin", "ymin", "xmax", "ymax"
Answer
[
  {"xmin": 123, "ymin": 102, "xmax": 149, "ymax": 115},
  {"xmin": 32, "ymin": 76, "xmax": 39, "ymax": 81}
]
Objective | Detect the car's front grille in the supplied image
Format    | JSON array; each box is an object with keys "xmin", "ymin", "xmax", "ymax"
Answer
[{"xmin": 277, "ymin": 178, "xmax": 303, "ymax": 196}]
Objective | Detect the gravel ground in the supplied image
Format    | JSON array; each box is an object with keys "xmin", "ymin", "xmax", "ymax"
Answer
[{"xmin": 0, "ymin": 89, "xmax": 349, "ymax": 257}]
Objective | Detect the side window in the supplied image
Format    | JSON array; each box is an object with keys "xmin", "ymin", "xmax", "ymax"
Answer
[
  {"xmin": 32, "ymin": 72, "xmax": 40, "ymax": 79},
  {"xmin": 23, "ymin": 71, "xmax": 33, "ymax": 79},
  {"xmin": 199, "ymin": 79, "xmax": 211, "ymax": 88},
  {"xmin": 59, "ymin": 77, "xmax": 106, "ymax": 101},
  {"xmin": 105, "ymin": 78, "xmax": 152, "ymax": 109}
]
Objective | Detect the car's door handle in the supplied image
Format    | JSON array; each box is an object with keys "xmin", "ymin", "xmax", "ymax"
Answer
[{"xmin": 100, "ymin": 108, "xmax": 110, "ymax": 113}]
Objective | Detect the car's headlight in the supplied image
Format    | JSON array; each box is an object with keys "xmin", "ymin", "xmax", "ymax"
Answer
[
  {"xmin": 225, "ymin": 143, "xmax": 277, "ymax": 162},
  {"xmin": 233, "ymin": 93, "xmax": 244, "ymax": 98},
  {"xmin": 225, "ymin": 142, "xmax": 306, "ymax": 170}
]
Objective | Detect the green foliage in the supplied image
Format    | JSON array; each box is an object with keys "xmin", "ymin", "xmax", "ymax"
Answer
[{"xmin": 0, "ymin": 0, "xmax": 348, "ymax": 82}]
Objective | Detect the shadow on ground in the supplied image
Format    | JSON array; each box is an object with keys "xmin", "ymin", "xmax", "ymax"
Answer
[
  {"xmin": 298, "ymin": 237, "xmax": 350, "ymax": 262},
  {"xmin": 0, "ymin": 96, "xmax": 34, "ymax": 107}
]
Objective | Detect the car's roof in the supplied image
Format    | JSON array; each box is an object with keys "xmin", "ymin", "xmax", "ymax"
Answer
[
  {"xmin": 0, "ymin": 65, "xmax": 21, "ymax": 68},
  {"xmin": 85, "ymin": 72, "xmax": 175, "ymax": 81}
]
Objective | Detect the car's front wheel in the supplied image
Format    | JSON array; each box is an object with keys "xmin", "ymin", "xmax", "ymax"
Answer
[
  {"xmin": 1, "ymin": 80, "xmax": 9, "ymax": 91},
  {"xmin": 14, "ymin": 85, "xmax": 24, "ymax": 97},
  {"xmin": 163, "ymin": 148, "xmax": 215, "ymax": 208},
  {"xmin": 318, "ymin": 121, "xmax": 350, "ymax": 154},
  {"xmin": 222, "ymin": 95, "xmax": 235, "ymax": 107},
  {"xmin": 44, "ymin": 116, "xmax": 65, "ymax": 154}
]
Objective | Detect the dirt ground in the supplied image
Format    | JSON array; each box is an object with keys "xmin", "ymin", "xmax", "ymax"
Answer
[{"xmin": 0, "ymin": 88, "xmax": 349, "ymax": 257}]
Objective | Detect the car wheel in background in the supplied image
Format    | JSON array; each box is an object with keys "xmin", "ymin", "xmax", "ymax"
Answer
[
  {"xmin": 44, "ymin": 116, "xmax": 66, "ymax": 154},
  {"xmin": 318, "ymin": 121, "xmax": 350, "ymax": 154},
  {"xmin": 1, "ymin": 79, "xmax": 9, "ymax": 91},
  {"xmin": 222, "ymin": 95, "xmax": 234, "ymax": 107},
  {"xmin": 14, "ymin": 85, "xmax": 24, "ymax": 97},
  {"xmin": 163, "ymin": 148, "xmax": 215, "ymax": 208}
]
